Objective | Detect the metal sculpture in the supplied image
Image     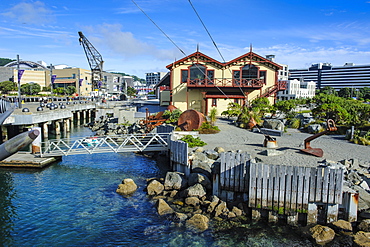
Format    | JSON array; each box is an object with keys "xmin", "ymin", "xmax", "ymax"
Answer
[
  {"xmin": 177, "ymin": 109, "xmax": 205, "ymax": 131},
  {"xmin": 301, "ymin": 119, "xmax": 337, "ymax": 157}
]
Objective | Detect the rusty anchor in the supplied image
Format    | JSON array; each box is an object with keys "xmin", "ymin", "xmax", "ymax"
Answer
[{"xmin": 300, "ymin": 119, "xmax": 337, "ymax": 157}]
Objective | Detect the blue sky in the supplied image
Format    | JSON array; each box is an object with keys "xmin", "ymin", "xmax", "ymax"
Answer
[{"xmin": 1, "ymin": 0, "xmax": 370, "ymax": 78}]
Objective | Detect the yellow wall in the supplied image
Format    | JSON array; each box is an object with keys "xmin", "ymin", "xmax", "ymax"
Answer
[
  {"xmin": 170, "ymin": 55, "xmax": 279, "ymax": 114},
  {"xmin": 54, "ymin": 68, "xmax": 92, "ymax": 96},
  {"xmin": 14, "ymin": 69, "xmax": 47, "ymax": 88}
]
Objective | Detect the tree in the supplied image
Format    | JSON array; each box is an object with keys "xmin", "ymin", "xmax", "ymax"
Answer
[
  {"xmin": 0, "ymin": 80, "xmax": 17, "ymax": 93},
  {"xmin": 273, "ymin": 99, "xmax": 297, "ymax": 118},
  {"xmin": 53, "ymin": 87, "xmax": 66, "ymax": 95},
  {"xmin": 126, "ymin": 87, "xmax": 136, "ymax": 97},
  {"xmin": 221, "ymin": 102, "xmax": 242, "ymax": 118},
  {"xmin": 338, "ymin": 87, "xmax": 352, "ymax": 98},
  {"xmin": 20, "ymin": 83, "xmax": 41, "ymax": 95},
  {"xmin": 65, "ymin": 86, "xmax": 76, "ymax": 95},
  {"xmin": 318, "ymin": 86, "xmax": 337, "ymax": 96},
  {"xmin": 250, "ymin": 97, "xmax": 272, "ymax": 117},
  {"xmin": 0, "ymin": 58, "xmax": 15, "ymax": 66}
]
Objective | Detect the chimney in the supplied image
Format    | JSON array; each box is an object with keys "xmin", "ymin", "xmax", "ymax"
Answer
[{"xmin": 266, "ymin": 55, "xmax": 275, "ymax": 62}]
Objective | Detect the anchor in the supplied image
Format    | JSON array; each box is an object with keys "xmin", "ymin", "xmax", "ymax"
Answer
[{"xmin": 300, "ymin": 119, "xmax": 337, "ymax": 157}]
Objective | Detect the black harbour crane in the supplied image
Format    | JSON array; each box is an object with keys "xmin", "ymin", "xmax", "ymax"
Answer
[{"xmin": 78, "ymin": 31, "xmax": 104, "ymax": 96}]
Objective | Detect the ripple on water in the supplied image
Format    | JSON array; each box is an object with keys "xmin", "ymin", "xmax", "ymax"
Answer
[{"xmin": 0, "ymin": 127, "xmax": 317, "ymax": 246}]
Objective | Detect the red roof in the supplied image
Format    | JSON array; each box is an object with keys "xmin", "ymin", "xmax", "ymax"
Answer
[{"xmin": 166, "ymin": 51, "xmax": 282, "ymax": 70}]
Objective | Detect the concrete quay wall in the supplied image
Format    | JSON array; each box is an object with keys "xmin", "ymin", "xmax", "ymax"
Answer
[{"xmin": 1, "ymin": 102, "xmax": 96, "ymax": 143}]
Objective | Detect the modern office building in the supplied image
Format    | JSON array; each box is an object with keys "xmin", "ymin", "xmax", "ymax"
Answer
[{"xmin": 289, "ymin": 63, "xmax": 370, "ymax": 89}]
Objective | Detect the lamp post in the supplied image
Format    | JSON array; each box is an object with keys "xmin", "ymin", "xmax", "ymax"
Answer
[{"xmin": 16, "ymin": 55, "xmax": 24, "ymax": 109}]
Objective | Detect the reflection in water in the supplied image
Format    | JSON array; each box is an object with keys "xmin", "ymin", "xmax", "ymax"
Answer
[{"xmin": 0, "ymin": 171, "xmax": 16, "ymax": 246}]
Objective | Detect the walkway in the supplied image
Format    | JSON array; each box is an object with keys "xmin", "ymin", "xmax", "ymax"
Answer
[
  {"xmin": 40, "ymin": 133, "xmax": 170, "ymax": 157},
  {"xmin": 198, "ymin": 118, "xmax": 369, "ymax": 167}
]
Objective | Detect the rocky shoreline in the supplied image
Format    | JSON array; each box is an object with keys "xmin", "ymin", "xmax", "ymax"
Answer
[{"xmin": 114, "ymin": 145, "xmax": 370, "ymax": 246}]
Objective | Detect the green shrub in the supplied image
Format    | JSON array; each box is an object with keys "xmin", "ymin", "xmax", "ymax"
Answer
[
  {"xmin": 162, "ymin": 109, "xmax": 182, "ymax": 124},
  {"xmin": 290, "ymin": 118, "xmax": 301, "ymax": 129},
  {"xmin": 180, "ymin": 135, "xmax": 207, "ymax": 148},
  {"xmin": 197, "ymin": 121, "xmax": 220, "ymax": 134}
]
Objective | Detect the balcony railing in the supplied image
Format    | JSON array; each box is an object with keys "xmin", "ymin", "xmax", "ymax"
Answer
[{"xmin": 186, "ymin": 78, "xmax": 265, "ymax": 88}]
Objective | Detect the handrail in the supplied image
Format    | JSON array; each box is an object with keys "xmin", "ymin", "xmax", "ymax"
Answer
[
  {"xmin": 186, "ymin": 78, "xmax": 265, "ymax": 87},
  {"xmin": 40, "ymin": 133, "xmax": 170, "ymax": 157}
]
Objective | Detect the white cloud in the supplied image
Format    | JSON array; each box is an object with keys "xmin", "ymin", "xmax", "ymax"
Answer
[
  {"xmin": 1, "ymin": 1, "xmax": 54, "ymax": 25},
  {"xmin": 82, "ymin": 23, "xmax": 181, "ymax": 60}
]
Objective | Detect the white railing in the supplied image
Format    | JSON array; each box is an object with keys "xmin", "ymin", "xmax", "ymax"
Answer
[{"xmin": 40, "ymin": 133, "xmax": 170, "ymax": 157}]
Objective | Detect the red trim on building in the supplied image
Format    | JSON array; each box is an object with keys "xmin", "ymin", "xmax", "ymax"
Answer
[
  {"xmin": 166, "ymin": 51, "xmax": 282, "ymax": 70},
  {"xmin": 205, "ymin": 95, "xmax": 246, "ymax": 99}
]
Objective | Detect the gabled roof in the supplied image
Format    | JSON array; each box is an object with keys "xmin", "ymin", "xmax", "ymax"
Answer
[
  {"xmin": 166, "ymin": 51, "xmax": 282, "ymax": 70},
  {"xmin": 166, "ymin": 51, "xmax": 224, "ymax": 70}
]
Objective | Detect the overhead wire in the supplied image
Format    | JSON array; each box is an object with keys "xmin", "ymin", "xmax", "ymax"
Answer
[
  {"xmin": 188, "ymin": 0, "xmax": 248, "ymax": 99},
  {"xmin": 131, "ymin": 0, "xmax": 230, "ymax": 100}
]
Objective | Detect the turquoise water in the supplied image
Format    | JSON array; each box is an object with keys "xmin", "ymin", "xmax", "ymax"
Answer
[{"xmin": 0, "ymin": 126, "xmax": 314, "ymax": 246}]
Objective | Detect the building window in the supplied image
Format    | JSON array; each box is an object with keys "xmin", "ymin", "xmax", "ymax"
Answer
[
  {"xmin": 181, "ymin": 70, "xmax": 188, "ymax": 83},
  {"xmin": 234, "ymin": 98, "xmax": 239, "ymax": 104},
  {"xmin": 207, "ymin": 70, "xmax": 214, "ymax": 80},
  {"xmin": 190, "ymin": 64, "xmax": 206, "ymax": 80},
  {"xmin": 242, "ymin": 64, "xmax": 258, "ymax": 79},
  {"xmin": 212, "ymin": 98, "xmax": 217, "ymax": 106},
  {"xmin": 72, "ymin": 74, "xmax": 76, "ymax": 79},
  {"xmin": 259, "ymin": 71, "xmax": 266, "ymax": 81}
]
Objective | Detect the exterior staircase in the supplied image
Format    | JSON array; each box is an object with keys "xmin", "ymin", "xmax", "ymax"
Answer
[{"xmin": 260, "ymin": 81, "xmax": 287, "ymax": 98}]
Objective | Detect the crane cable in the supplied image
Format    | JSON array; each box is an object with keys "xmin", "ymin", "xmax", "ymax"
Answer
[
  {"xmin": 131, "ymin": 0, "xmax": 230, "ymax": 100},
  {"xmin": 188, "ymin": 0, "xmax": 248, "ymax": 99}
]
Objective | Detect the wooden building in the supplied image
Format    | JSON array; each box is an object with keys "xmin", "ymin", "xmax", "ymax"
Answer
[{"xmin": 165, "ymin": 50, "xmax": 287, "ymax": 115}]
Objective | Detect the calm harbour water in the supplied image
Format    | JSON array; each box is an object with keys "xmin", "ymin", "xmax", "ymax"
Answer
[{"xmin": 0, "ymin": 121, "xmax": 314, "ymax": 246}]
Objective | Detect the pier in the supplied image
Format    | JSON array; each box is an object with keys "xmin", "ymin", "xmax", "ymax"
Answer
[{"xmin": 1, "ymin": 100, "xmax": 96, "ymax": 142}]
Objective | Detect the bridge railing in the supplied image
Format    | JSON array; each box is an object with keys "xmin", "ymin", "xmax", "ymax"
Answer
[{"xmin": 40, "ymin": 133, "xmax": 170, "ymax": 157}]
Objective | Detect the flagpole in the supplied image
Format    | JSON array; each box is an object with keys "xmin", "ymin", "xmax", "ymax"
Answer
[{"xmin": 17, "ymin": 55, "xmax": 22, "ymax": 109}]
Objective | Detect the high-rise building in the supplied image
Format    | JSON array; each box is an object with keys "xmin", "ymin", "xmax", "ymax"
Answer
[
  {"xmin": 145, "ymin": 72, "xmax": 167, "ymax": 86},
  {"xmin": 289, "ymin": 63, "xmax": 370, "ymax": 89}
]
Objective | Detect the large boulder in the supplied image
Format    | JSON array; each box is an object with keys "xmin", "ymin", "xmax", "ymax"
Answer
[
  {"xmin": 262, "ymin": 119, "xmax": 285, "ymax": 131},
  {"xmin": 191, "ymin": 159, "xmax": 212, "ymax": 178},
  {"xmin": 358, "ymin": 219, "xmax": 370, "ymax": 232},
  {"xmin": 307, "ymin": 124, "xmax": 324, "ymax": 134},
  {"xmin": 185, "ymin": 196, "xmax": 200, "ymax": 207},
  {"xmin": 214, "ymin": 201, "xmax": 228, "ymax": 217},
  {"xmin": 207, "ymin": 195, "xmax": 220, "ymax": 214},
  {"xmin": 354, "ymin": 231, "xmax": 370, "ymax": 247},
  {"xmin": 116, "ymin": 178, "xmax": 137, "ymax": 195},
  {"xmin": 204, "ymin": 150, "xmax": 219, "ymax": 160},
  {"xmin": 147, "ymin": 180, "xmax": 164, "ymax": 196},
  {"xmin": 214, "ymin": 147, "xmax": 225, "ymax": 154},
  {"xmin": 156, "ymin": 199, "xmax": 174, "ymax": 216},
  {"xmin": 185, "ymin": 214, "xmax": 209, "ymax": 232},
  {"xmin": 309, "ymin": 225, "xmax": 335, "ymax": 245},
  {"xmin": 164, "ymin": 172, "xmax": 187, "ymax": 190},
  {"xmin": 185, "ymin": 183, "xmax": 206, "ymax": 198},
  {"xmin": 331, "ymin": 220, "xmax": 353, "ymax": 234},
  {"xmin": 188, "ymin": 173, "xmax": 212, "ymax": 190}
]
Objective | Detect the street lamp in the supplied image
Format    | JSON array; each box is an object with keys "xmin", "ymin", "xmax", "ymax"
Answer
[{"xmin": 16, "ymin": 55, "xmax": 24, "ymax": 109}]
